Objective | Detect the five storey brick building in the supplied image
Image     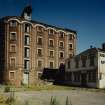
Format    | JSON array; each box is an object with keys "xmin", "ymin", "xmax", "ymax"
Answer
[{"xmin": 0, "ymin": 6, "xmax": 77, "ymax": 86}]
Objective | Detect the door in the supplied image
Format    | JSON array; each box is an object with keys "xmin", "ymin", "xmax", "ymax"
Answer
[
  {"xmin": 23, "ymin": 73, "xmax": 29, "ymax": 85},
  {"xmin": 81, "ymin": 73, "xmax": 87, "ymax": 87}
]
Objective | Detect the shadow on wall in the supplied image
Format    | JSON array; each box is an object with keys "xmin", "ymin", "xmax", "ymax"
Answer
[{"xmin": 41, "ymin": 64, "xmax": 65, "ymax": 83}]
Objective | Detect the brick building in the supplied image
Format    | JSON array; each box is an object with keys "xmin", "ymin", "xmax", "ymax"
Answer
[{"xmin": 0, "ymin": 6, "xmax": 77, "ymax": 86}]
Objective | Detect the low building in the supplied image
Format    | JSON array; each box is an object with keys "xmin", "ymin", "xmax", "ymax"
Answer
[{"xmin": 65, "ymin": 44, "xmax": 105, "ymax": 88}]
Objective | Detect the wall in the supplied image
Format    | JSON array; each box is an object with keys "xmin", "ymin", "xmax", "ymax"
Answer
[{"xmin": 98, "ymin": 52, "xmax": 105, "ymax": 88}]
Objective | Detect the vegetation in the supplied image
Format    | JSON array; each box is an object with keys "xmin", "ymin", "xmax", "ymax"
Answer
[
  {"xmin": 23, "ymin": 84, "xmax": 74, "ymax": 91},
  {"xmin": 50, "ymin": 96, "xmax": 60, "ymax": 105},
  {"xmin": 0, "ymin": 89, "xmax": 73, "ymax": 105},
  {"xmin": 4, "ymin": 86, "xmax": 11, "ymax": 92},
  {"xmin": 0, "ymin": 84, "xmax": 105, "ymax": 105}
]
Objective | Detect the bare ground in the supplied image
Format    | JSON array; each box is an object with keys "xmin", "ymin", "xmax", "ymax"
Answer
[{"xmin": 14, "ymin": 90, "xmax": 105, "ymax": 105}]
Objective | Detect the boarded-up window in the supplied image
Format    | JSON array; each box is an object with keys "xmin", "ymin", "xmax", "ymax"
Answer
[
  {"xmin": 49, "ymin": 40, "xmax": 54, "ymax": 47},
  {"xmin": 10, "ymin": 58, "xmax": 15, "ymax": 68},
  {"xmin": 10, "ymin": 72, "xmax": 15, "ymax": 80},
  {"xmin": 59, "ymin": 41, "xmax": 64, "ymax": 48},
  {"xmin": 10, "ymin": 20, "xmax": 17, "ymax": 27},
  {"xmin": 10, "ymin": 32, "xmax": 16, "ymax": 40},
  {"xmin": 37, "ymin": 37, "xmax": 42, "ymax": 45},
  {"xmin": 10, "ymin": 44, "xmax": 16, "ymax": 52},
  {"xmin": 49, "ymin": 50, "xmax": 54, "ymax": 58},
  {"xmin": 38, "ymin": 60, "xmax": 42, "ymax": 68},
  {"xmin": 49, "ymin": 61, "xmax": 54, "ymax": 68}
]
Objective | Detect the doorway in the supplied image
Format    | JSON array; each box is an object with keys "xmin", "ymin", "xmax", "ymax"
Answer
[{"xmin": 81, "ymin": 73, "xmax": 87, "ymax": 87}]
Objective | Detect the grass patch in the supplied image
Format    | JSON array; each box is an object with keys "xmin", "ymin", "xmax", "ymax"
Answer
[{"xmin": 23, "ymin": 85, "xmax": 74, "ymax": 91}]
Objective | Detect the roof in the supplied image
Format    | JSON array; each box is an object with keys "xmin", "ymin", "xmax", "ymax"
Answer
[
  {"xmin": 73, "ymin": 47, "xmax": 105, "ymax": 59},
  {"xmin": 0, "ymin": 16, "xmax": 77, "ymax": 34}
]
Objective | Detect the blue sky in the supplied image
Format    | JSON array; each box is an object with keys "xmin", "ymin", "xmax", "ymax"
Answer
[{"xmin": 0, "ymin": 0, "xmax": 105, "ymax": 53}]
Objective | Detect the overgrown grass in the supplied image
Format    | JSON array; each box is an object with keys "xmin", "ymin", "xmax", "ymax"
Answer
[
  {"xmin": 0, "ymin": 94, "xmax": 73, "ymax": 105},
  {"xmin": 1, "ymin": 84, "xmax": 105, "ymax": 93},
  {"xmin": 0, "ymin": 92, "xmax": 21, "ymax": 105},
  {"xmin": 23, "ymin": 85, "xmax": 75, "ymax": 91},
  {"xmin": 50, "ymin": 96, "xmax": 72, "ymax": 105},
  {"xmin": 22, "ymin": 84, "xmax": 105, "ymax": 93}
]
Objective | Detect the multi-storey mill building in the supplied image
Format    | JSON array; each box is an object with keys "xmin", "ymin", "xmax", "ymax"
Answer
[{"xmin": 0, "ymin": 6, "xmax": 77, "ymax": 86}]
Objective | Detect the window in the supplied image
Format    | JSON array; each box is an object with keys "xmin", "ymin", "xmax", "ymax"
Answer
[
  {"xmin": 24, "ymin": 24, "xmax": 30, "ymax": 33},
  {"xmin": 10, "ymin": 44, "xmax": 16, "ymax": 52},
  {"xmin": 10, "ymin": 20, "xmax": 17, "ymax": 27},
  {"xmin": 73, "ymin": 72, "xmax": 80, "ymax": 82},
  {"xmin": 49, "ymin": 61, "xmax": 54, "ymax": 68},
  {"xmin": 9, "ymin": 72, "xmax": 15, "ymax": 80},
  {"xmin": 24, "ymin": 47, "xmax": 30, "ymax": 58},
  {"xmin": 49, "ymin": 39, "xmax": 54, "ymax": 47},
  {"xmin": 59, "ymin": 41, "xmax": 64, "ymax": 48},
  {"xmin": 59, "ymin": 52, "xmax": 64, "ymax": 58},
  {"xmin": 49, "ymin": 29, "xmax": 54, "ymax": 35},
  {"xmin": 69, "ymin": 54, "xmax": 73, "ymax": 58},
  {"xmin": 88, "ymin": 71, "xmax": 96, "ymax": 82},
  {"xmin": 82, "ymin": 59, "xmax": 86, "ymax": 67},
  {"xmin": 69, "ymin": 44, "xmax": 73, "ymax": 50},
  {"xmin": 66, "ymin": 72, "xmax": 72, "ymax": 81},
  {"xmin": 68, "ymin": 61, "xmax": 71, "ymax": 69},
  {"xmin": 89, "ymin": 54, "xmax": 95, "ymax": 66},
  {"xmin": 59, "ymin": 32, "xmax": 64, "ymax": 38},
  {"xmin": 37, "ymin": 72, "xmax": 42, "ymax": 79},
  {"xmin": 37, "ymin": 26, "xmax": 43, "ymax": 32},
  {"xmin": 24, "ymin": 60, "xmax": 30, "ymax": 70},
  {"xmin": 49, "ymin": 50, "xmax": 54, "ymax": 58},
  {"xmin": 75, "ymin": 59, "xmax": 79, "ymax": 68},
  {"xmin": 25, "ymin": 35, "xmax": 30, "ymax": 45},
  {"xmin": 10, "ymin": 58, "xmax": 16, "ymax": 68},
  {"xmin": 37, "ymin": 37, "xmax": 42, "ymax": 45},
  {"xmin": 69, "ymin": 34, "xmax": 73, "ymax": 40},
  {"xmin": 81, "ymin": 55, "xmax": 87, "ymax": 67},
  {"xmin": 10, "ymin": 32, "xmax": 16, "ymax": 40},
  {"xmin": 37, "ymin": 60, "xmax": 42, "ymax": 68},
  {"xmin": 37, "ymin": 49, "xmax": 42, "ymax": 56}
]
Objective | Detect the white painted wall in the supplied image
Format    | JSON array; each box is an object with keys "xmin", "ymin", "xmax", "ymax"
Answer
[
  {"xmin": 66, "ymin": 53, "xmax": 97, "ymax": 72},
  {"xmin": 98, "ymin": 52, "xmax": 105, "ymax": 88}
]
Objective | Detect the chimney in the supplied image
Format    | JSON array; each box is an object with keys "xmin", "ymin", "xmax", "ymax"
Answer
[
  {"xmin": 90, "ymin": 45, "xmax": 93, "ymax": 49},
  {"xmin": 102, "ymin": 43, "xmax": 105, "ymax": 51},
  {"xmin": 21, "ymin": 5, "xmax": 32, "ymax": 21}
]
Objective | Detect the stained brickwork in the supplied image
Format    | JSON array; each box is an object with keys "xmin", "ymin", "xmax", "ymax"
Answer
[{"xmin": 0, "ymin": 6, "xmax": 77, "ymax": 86}]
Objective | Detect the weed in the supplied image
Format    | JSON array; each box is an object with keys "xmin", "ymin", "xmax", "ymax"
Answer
[
  {"xmin": 4, "ymin": 86, "xmax": 11, "ymax": 92},
  {"xmin": 50, "ymin": 96, "xmax": 60, "ymax": 105}
]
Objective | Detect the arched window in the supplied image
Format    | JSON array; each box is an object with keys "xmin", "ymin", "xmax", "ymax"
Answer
[
  {"xmin": 48, "ymin": 29, "xmax": 55, "ymax": 35},
  {"xmin": 37, "ymin": 26, "xmax": 43, "ymax": 32},
  {"xmin": 24, "ymin": 23, "xmax": 31, "ymax": 33},
  {"xmin": 10, "ymin": 20, "xmax": 17, "ymax": 27},
  {"xmin": 59, "ymin": 31, "xmax": 64, "ymax": 38}
]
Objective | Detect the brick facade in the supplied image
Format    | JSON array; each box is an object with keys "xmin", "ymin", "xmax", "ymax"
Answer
[{"xmin": 0, "ymin": 6, "xmax": 77, "ymax": 86}]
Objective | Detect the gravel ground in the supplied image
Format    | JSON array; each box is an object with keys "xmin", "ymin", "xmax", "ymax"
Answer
[{"xmin": 14, "ymin": 90, "xmax": 105, "ymax": 105}]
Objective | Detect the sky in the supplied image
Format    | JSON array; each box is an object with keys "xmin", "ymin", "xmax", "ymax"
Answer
[{"xmin": 0, "ymin": 0, "xmax": 105, "ymax": 53}]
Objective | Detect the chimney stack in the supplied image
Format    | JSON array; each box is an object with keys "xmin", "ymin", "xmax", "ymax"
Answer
[
  {"xmin": 102, "ymin": 43, "xmax": 105, "ymax": 51},
  {"xmin": 90, "ymin": 45, "xmax": 93, "ymax": 49}
]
